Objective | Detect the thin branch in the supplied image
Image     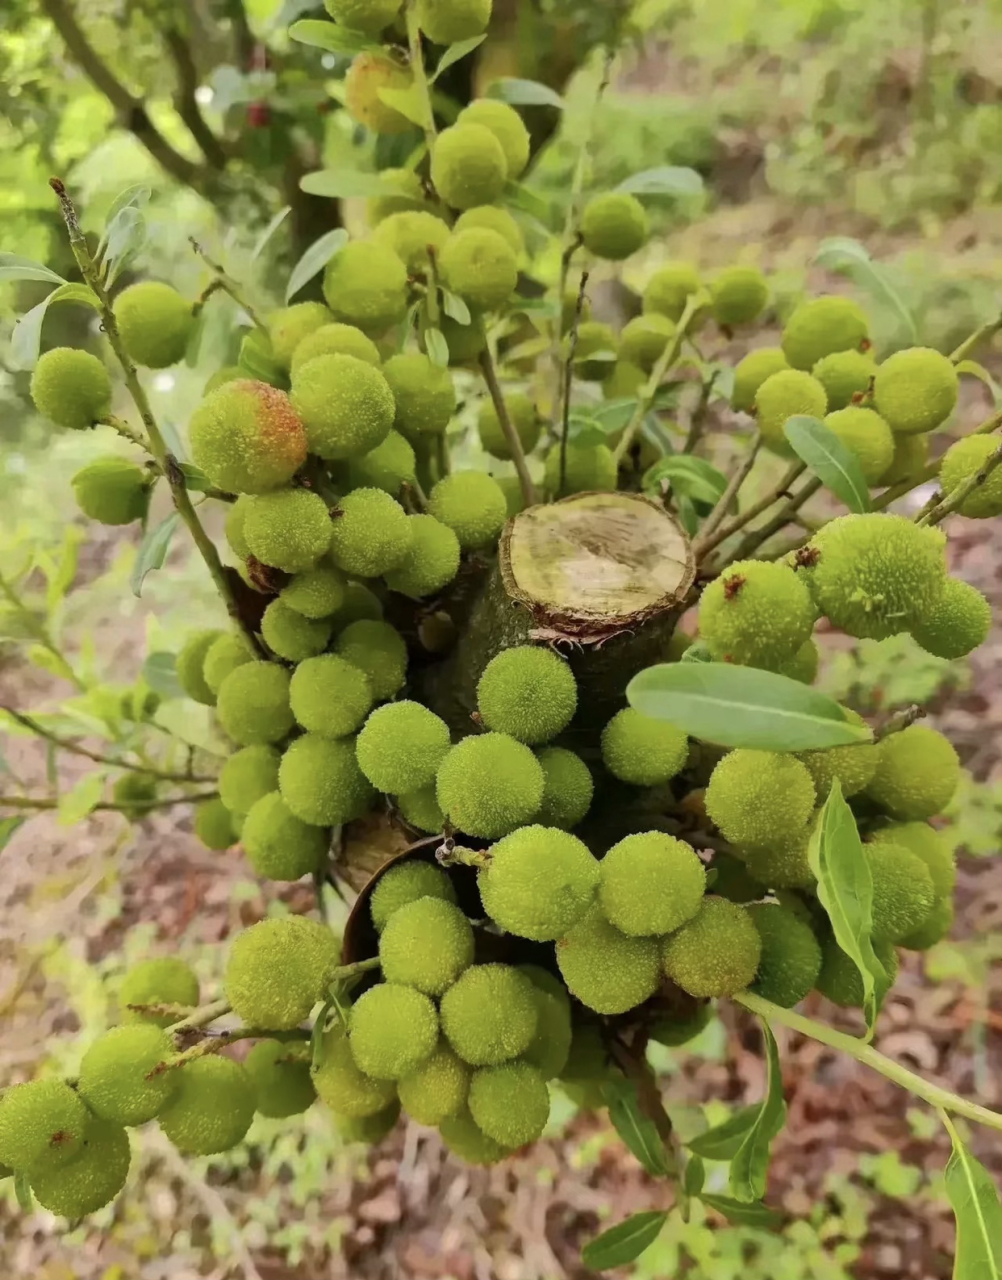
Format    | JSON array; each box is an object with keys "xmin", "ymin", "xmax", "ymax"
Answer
[
  {"xmin": 735, "ymin": 991, "xmax": 1002, "ymax": 1134},
  {"xmin": 167, "ymin": 998, "xmax": 232, "ymax": 1037},
  {"xmin": 0, "ymin": 791, "xmax": 217, "ymax": 812},
  {"xmin": 697, "ymin": 460, "xmax": 807, "ymax": 559},
  {"xmin": 99, "ymin": 414, "xmax": 151, "ymax": 452},
  {"xmin": 559, "ymin": 269, "xmax": 590, "ymax": 494},
  {"xmin": 876, "ymin": 704, "xmax": 926, "ymax": 740},
  {"xmin": 404, "ymin": 0, "xmax": 437, "ymax": 153},
  {"xmin": 694, "ymin": 431, "xmax": 762, "ymax": 551},
  {"xmin": 917, "ymin": 439, "xmax": 1002, "ymax": 527},
  {"xmin": 330, "ymin": 957, "xmax": 382, "ymax": 984},
  {"xmin": 156, "ymin": 1027, "xmax": 309, "ymax": 1074},
  {"xmin": 683, "ymin": 368, "xmax": 719, "ymax": 455},
  {"xmin": 164, "ymin": 25, "xmax": 228, "ymax": 170},
  {"xmin": 950, "ymin": 314, "xmax": 1002, "ymax": 365},
  {"xmin": 189, "ymin": 238, "xmax": 266, "ymax": 331},
  {"xmin": 478, "ymin": 350, "xmax": 536, "ymax": 507},
  {"xmin": 724, "ymin": 476, "xmax": 824, "ymax": 564}
]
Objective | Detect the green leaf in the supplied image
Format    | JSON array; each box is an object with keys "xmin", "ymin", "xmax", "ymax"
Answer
[
  {"xmin": 813, "ymin": 237, "xmax": 918, "ymax": 344},
  {"xmin": 581, "ymin": 1211, "xmax": 667, "ymax": 1271},
  {"xmin": 807, "ymin": 780, "xmax": 888, "ymax": 1037},
  {"xmin": 503, "ymin": 181, "xmax": 560, "ymax": 230},
  {"xmin": 131, "ymin": 512, "xmax": 180, "ymax": 598},
  {"xmin": 10, "ymin": 297, "xmax": 52, "ymax": 371},
  {"xmin": 944, "ymin": 1122, "xmax": 1002, "ymax": 1280},
  {"xmin": 58, "ymin": 771, "xmax": 106, "ymax": 826},
  {"xmin": 687, "ymin": 1105, "xmax": 762, "ymax": 1160},
  {"xmin": 783, "ymin": 415, "xmax": 870, "ymax": 513},
  {"xmin": 14, "ymin": 1169, "xmax": 33, "ymax": 1212},
  {"xmin": 432, "ymin": 35, "xmax": 487, "ymax": 81},
  {"xmin": 45, "ymin": 527, "xmax": 83, "ymax": 611},
  {"xmin": 142, "ymin": 652, "xmax": 184, "ymax": 699},
  {"xmin": 102, "ymin": 206, "xmax": 147, "ymax": 287},
  {"xmin": 159, "ymin": 418, "xmax": 188, "ymax": 463},
  {"xmin": 300, "ymin": 169, "xmax": 397, "ymax": 199},
  {"xmin": 627, "ymin": 663, "xmax": 872, "ymax": 751},
  {"xmin": 238, "ymin": 329, "xmax": 284, "ymax": 386},
  {"xmin": 0, "ymin": 253, "xmax": 65, "ymax": 285},
  {"xmin": 680, "ymin": 639, "xmax": 713, "ymax": 664},
  {"xmin": 487, "ymin": 77, "xmax": 565, "ymax": 109},
  {"xmin": 49, "ymin": 282, "xmax": 101, "ymax": 311},
  {"xmin": 643, "ymin": 455, "xmax": 728, "ymax": 506},
  {"xmin": 285, "ymin": 228, "xmax": 349, "ymax": 303},
  {"xmin": 683, "ymin": 1154, "xmax": 706, "ymax": 1197},
  {"xmin": 424, "ymin": 326, "xmax": 449, "ymax": 367},
  {"xmin": 27, "ymin": 645, "xmax": 76, "ymax": 683},
  {"xmin": 570, "ymin": 398, "xmax": 638, "ymax": 436},
  {"xmin": 180, "ymin": 464, "xmax": 212, "ymax": 492},
  {"xmin": 377, "ymin": 86, "xmax": 431, "ymax": 130},
  {"xmin": 730, "ymin": 1021, "xmax": 786, "ymax": 1202},
  {"xmin": 700, "ymin": 1193, "xmax": 782, "ymax": 1228},
  {"xmin": 957, "ymin": 359, "xmax": 1002, "ymax": 408},
  {"xmin": 616, "ymin": 166, "xmax": 704, "ymax": 198},
  {"xmin": 0, "ymin": 817, "xmax": 25, "ymax": 856},
  {"xmin": 251, "ymin": 206, "xmax": 292, "ymax": 262},
  {"xmin": 288, "ymin": 18, "xmax": 374, "ymax": 54},
  {"xmin": 102, "ymin": 184, "xmax": 152, "ymax": 231},
  {"xmin": 441, "ymin": 289, "xmax": 471, "ymax": 325},
  {"xmin": 603, "ymin": 1078, "xmax": 672, "ymax": 1178}
]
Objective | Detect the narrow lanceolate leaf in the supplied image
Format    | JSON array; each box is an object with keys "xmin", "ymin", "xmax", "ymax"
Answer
[
  {"xmin": 142, "ymin": 652, "xmax": 184, "ymax": 700},
  {"xmin": 377, "ymin": 85, "xmax": 431, "ymax": 130},
  {"xmin": 58, "ymin": 771, "xmax": 106, "ymax": 826},
  {"xmin": 299, "ymin": 169, "xmax": 395, "ymax": 199},
  {"xmin": 432, "ymin": 35, "xmax": 487, "ymax": 81},
  {"xmin": 783, "ymin": 415, "xmax": 870, "ymax": 514},
  {"xmin": 603, "ymin": 1078, "xmax": 672, "ymax": 1178},
  {"xmin": 683, "ymin": 1154, "xmax": 706, "ymax": 1197},
  {"xmin": 627, "ymin": 663, "xmax": 872, "ymax": 752},
  {"xmin": 487, "ymin": 77, "xmax": 565, "ymax": 109},
  {"xmin": 9, "ymin": 297, "xmax": 52, "ymax": 370},
  {"xmin": 285, "ymin": 228, "xmax": 349, "ymax": 303},
  {"xmin": 440, "ymin": 290, "xmax": 471, "ymax": 326},
  {"xmin": 424, "ymin": 327, "xmax": 449, "ymax": 368},
  {"xmin": 288, "ymin": 19, "xmax": 374, "ymax": 55},
  {"xmin": 807, "ymin": 780, "xmax": 888, "ymax": 1037},
  {"xmin": 700, "ymin": 1194, "xmax": 782, "ymax": 1228},
  {"xmin": 642, "ymin": 455, "xmax": 728, "ymax": 506},
  {"xmin": 944, "ymin": 1123, "xmax": 1002, "ymax": 1280},
  {"xmin": 813, "ymin": 237, "xmax": 917, "ymax": 344},
  {"xmin": 251, "ymin": 205, "xmax": 292, "ymax": 262},
  {"xmin": 687, "ymin": 1104, "xmax": 762, "ymax": 1161},
  {"xmin": 131, "ymin": 512, "xmax": 180, "ymax": 598},
  {"xmin": 616, "ymin": 166, "xmax": 704, "ymax": 198},
  {"xmin": 48, "ymin": 282, "xmax": 101, "ymax": 311},
  {"xmin": 0, "ymin": 817, "xmax": 25, "ymax": 856},
  {"xmin": 730, "ymin": 1021, "xmax": 786, "ymax": 1203},
  {"xmin": 0, "ymin": 253, "xmax": 65, "ymax": 285},
  {"xmin": 581, "ymin": 1211, "xmax": 668, "ymax": 1271}
]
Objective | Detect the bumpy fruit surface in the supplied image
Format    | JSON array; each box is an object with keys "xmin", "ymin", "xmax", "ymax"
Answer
[
  {"xmin": 457, "ymin": 99, "xmax": 529, "ymax": 177},
  {"xmin": 119, "ymin": 958, "xmax": 198, "ymax": 1028},
  {"xmin": 439, "ymin": 1111, "xmax": 510, "ymax": 1165},
  {"xmin": 619, "ymin": 314, "xmax": 675, "ymax": 373},
  {"xmin": 334, "ymin": 619, "xmax": 408, "ymax": 700},
  {"xmin": 29, "ymin": 1118, "xmax": 131, "ymax": 1218},
  {"xmin": 479, "ymin": 825, "xmax": 599, "ymax": 941},
  {"xmin": 398, "ymin": 1043, "xmax": 469, "ymax": 1125},
  {"xmin": 72, "ymin": 456, "xmax": 149, "ymax": 525},
  {"xmin": 311, "ymin": 1026, "xmax": 396, "ymax": 1117},
  {"xmin": 333, "ymin": 1102, "xmax": 401, "ymax": 1145},
  {"xmin": 536, "ymin": 747, "xmax": 594, "ymax": 829},
  {"xmin": 882, "ymin": 432, "xmax": 928, "ymax": 486},
  {"xmin": 356, "ymin": 701, "xmax": 451, "ymax": 793},
  {"xmin": 643, "ymin": 261, "xmax": 702, "ymax": 322},
  {"xmin": 796, "ymin": 708, "xmax": 877, "ymax": 800},
  {"xmin": 754, "ymin": 368, "xmax": 828, "ymax": 453},
  {"xmin": 31, "ymin": 347, "xmax": 112, "ymax": 430},
  {"xmin": 439, "ymin": 227, "xmax": 518, "ymax": 311},
  {"xmin": 911, "ymin": 576, "xmax": 991, "ymax": 659},
  {"xmin": 873, "ymin": 347, "xmax": 959, "ymax": 435},
  {"xmin": 436, "ymin": 732, "xmax": 545, "ymax": 838},
  {"xmin": 382, "ymin": 353, "xmax": 456, "ymax": 438},
  {"xmin": 545, "ymin": 442, "xmax": 617, "ymax": 496},
  {"xmin": 428, "ymin": 470, "xmax": 508, "ymax": 549},
  {"xmin": 569, "ymin": 320, "xmax": 619, "ymax": 381},
  {"xmin": 454, "ymin": 204, "xmax": 524, "ymax": 255},
  {"xmin": 219, "ymin": 745, "xmax": 280, "ymax": 817},
  {"xmin": 344, "ymin": 52, "xmax": 415, "ymax": 133},
  {"xmin": 290, "ymin": 322, "xmax": 381, "ymax": 378},
  {"xmin": 114, "ymin": 281, "xmax": 194, "ymax": 368},
  {"xmin": 710, "ymin": 851, "xmax": 765, "ymax": 903},
  {"xmin": 194, "ymin": 797, "xmax": 236, "ymax": 850},
  {"xmin": 322, "ymin": 242, "xmax": 409, "ymax": 333},
  {"xmin": 325, "ymin": 0, "xmax": 402, "ymax": 37},
  {"xmin": 367, "ymin": 167, "xmax": 426, "ymax": 224},
  {"xmin": 520, "ymin": 967, "xmax": 572, "ymax": 1079},
  {"xmin": 581, "ymin": 192, "xmax": 649, "ymax": 260},
  {"xmin": 556, "ymin": 905, "xmax": 660, "ymax": 1014},
  {"xmin": 329, "ymin": 488, "xmax": 413, "ymax": 577},
  {"xmin": 78, "ymin": 1025, "xmax": 177, "ymax": 1126},
  {"xmin": 348, "ymin": 431, "xmax": 417, "ymax": 496},
  {"xmin": 662, "ymin": 897, "xmax": 762, "ymax": 998},
  {"xmin": 812, "ymin": 349, "xmax": 876, "ymax": 410},
  {"xmin": 189, "ymin": 380, "xmax": 307, "ymax": 494},
  {"xmin": 379, "ymin": 897, "xmax": 474, "ymax": 995},
  {"xmin": 747, "ymin": 903, "xmax": 821, "ymax": 1007},
  {"xmin": 742, "ymin": 829, "xmax": 813, "ymax": 890},
  {"xmin": 349, "ymin": 983, "xmax": 439, "ymax": 1079},
  {"xmin": 601, "ymin": 707, "xmax": 689, "ymax": 786},
  {"xmin": 417, "ymin": 0, "xmax": 492, "ymax": 46},
  {"xmin": 710, "ymin": 265, "xmax": 769, "ymax": 327},
  {"xmin": 338, "ymin": 581, "xmax": 385, "ymax": 625},
  {"xmin": 824, "ymin": 407, "xmax": 895, "ymax": 483},
  {"xmin": 216, "ymin": 662, "xmax": 294, "ymax": 746},
  {"xmin": 478, "ymin": 391, "xmax": 539, "ymax": 459},
  {"xmin": 291, "ymin": 353, "xmax": 395, "ymax": 460},
  {"xmin": 112, "ymin": 772, "xmax": 158, "ymax": 822},
  {"xmin": 245, "ymin": 1039, "xmax": 316, "ymax": 1118},
  {"xmin": 705, "ymin": 750, "xmax": 816, "ymax": 850},
  {"xmin": 226, "ymin": 915, "xmax": 338, "ymax": 1029},
  {"xmin": 261, "ymin": 599, "xmax": 332, "ymax": 662},
  {"xmin": 698, "ymin": 559, "xmax": 816, "ymax": 671},
  {"xmin": 268, "ymin": 302, "xmax": 332, "ymax": 371},
  {"xmin": 384, "ymin": 514, "xmax": 461, "ymax": 599},
  {"xmin": 440, "ymin": 964, "xmax": 538, "ymax": 1066},
  {"xmin": 866, "ymin": 842, "xmax": 935, "ymax": 943},
  {"xmin": 477, "ymin": 646, "xmax": 577, "ymax": 744},
  {"xmin": 939, "ymin": 434, "xmax": 1002, "ymax": 518},
  {"xmin": 373, "ymin": 210, "xmax": 451, "ymax": 273},
  {"xmin": 176, "ymin": 629, "xmax": 222, "ymax": 705},
  {"xmin": 816, "ymin": 936, "xmax": 897, "ymax": 1007},
  {"xmin": 280, "ymin": 565, "xmax": 346, "ymax": 620},
  {"xmin": 899, "ymin": 897, "xmax": 954, "ymax": 950},
  {"xmin": 203, "ymin": 633, "xmax": 253, "ymax": 695},
  {"xmin": 781, "ymin": 296, "xmax": 869, "ymax": 371},
  {"xmin": 159, "ymin": 1056, "xmax": 256, "ymax": 1154},
  {"xmin": 865, "ymin": 725, "xmax": 960, "ymax": 821},
  {"xmin": 598, "ymin": 832, "xmax": 706, "ymax": 937},
  {"xmin": 431, "ymin": 123, "xmax": 507, "ymax": 210},
  {"xmin": 868, "ymin": 821, "xmax": 956, "ymax": 897},
  {"xmin": 798, "ymin": 512, "xmax": 947, "ymax": 641},
  {"xmin": 242, "ymin": 792, "xmax": 328, "ymax": 880},
  {"xmin": 278, "ymin": 733, "xmax": 375, "ymax": 826},
  {"xmin": 469, "ymin": 1061, "xmax": 549, "ymax": 1148},
  {"xmin": 731, "ymin": 347, "xmax": 790, "ymax": 413},
  {"xmin": 290, "ymin": 654, "xmax": 373, "ymax": 739},
  {"xmin": 0, "ymin": 1079, "xmax": 89, "ymax": 1172},
  {"xmin": 603, "ymin": 361, "xmax": 645, "ymax": 401},
  {"xmin": 370, "ymin": 860, "xmax": 457, "ymax": 932},
  {"xmin": 397, "ymin": 785, "xmax": 446, "ymax": 832}
]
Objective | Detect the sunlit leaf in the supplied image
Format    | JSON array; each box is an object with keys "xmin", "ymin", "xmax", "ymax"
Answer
[
  {"xmin": 286, "ymin": 228, "xmax": 349, "ymax": 303},
  {"xmin": 131, "ymin": 513, "xmax": 179, "ymax": 598},
  {"xmin": 0, "ymin": 253, "xmax": 65, "ymax": 285},
  {"xmin": 9, "ymin": 297, "xmax": 51, "ymax": 371},
  {"xmin": 424, "ymin": 326, "xmax": 449, "ymax": 367},
  {"xmin": 441, "ymin": 290, "xmax": 471, "ymax": 325},
  {"xmin": 581, "ymin": 1211, "xmax": 667, "ymax": 1270},
  {"xmin": 643, "ymin": 455, "xmax": 728, "ymax": 506},
  {"xmin": 300, "ymin": 169, "xmax": 404, "ymax": 199},
  {"xmin": 943, "ymin": 1120, "xmax": 1002, "ymax": 1280},
  {"xmin": 783, "ymin": 415, "xmax": 870, "ymax": 513},
  {"xmin": 103, "ymin": 206, "xmax": 147, "ymax": 287},
  {"xmin": 377, "ymin": 86, "xmax": 431, "ymax": 130},
  {"xmin": 251, "ymin": 206, "xmax": 292, "ymax": 262}
]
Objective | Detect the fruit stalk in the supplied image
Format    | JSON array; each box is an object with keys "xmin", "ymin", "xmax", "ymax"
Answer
[{"xmin": 479, "ymin": 349, "xmax": 536, "ymax": 506}]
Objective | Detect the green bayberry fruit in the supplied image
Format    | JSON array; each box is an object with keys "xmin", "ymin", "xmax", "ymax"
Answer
[
  {"xmin": 225, "ymin": 915, "xmax": 339, "ymax": 1029},
  {"xmin": 72, "ymin": 456, "xmax": 149, "ymax": 525},
  {"xmin": 217, "ymin": 662, "xmax": 294, "ymax": 746},
  {"xmin": 754, "ymin": 368, "xmax": 828, "ymax": 453},
  {"xmin": 370, "ymin": 860, "xmax": 457, "ymax": 932},
  {"xmin": 219, "ymin": 745, "xmax": 280, "ymax": 817},
  {"xmin": 279, "ymin": 733, "xmax": 375, "ymax": 826},
  {"xmin": 868, "ymin": 821, "xmax": 955, "ymax": 898},
  {"xmin": 114, "ymin": 281, "xmax": 194, "ymax": 368},
  {"xmin": 898, "ymin": 897, "xmax": 953, "ymax": 951},
  {"xmin": 479, "ymin": 825, "xmax": 599, "ymax": 941},
  {"xmin": 440, "ymin": 964, "xmax": 538, "ymax": 1066},
  {"xmin": 194, "ymin": 798, "xmax": 236, "ymax": 850},
  {"xmin": 382, "ymin": 352, "xmax": 457, "ymax": 439},
  {"xmin": 544, "ymin": 442, "xmax": 617, "ymax": 496},
  {"xmin": 438, "ymin": 1111, "xmax": 511, "ymax": 1164},
  {"xmin": 939, "ymin": 434, "xmax": 1002, "ymax": 518},
  {"xmin": 372, "ymin": 210, "xmax": 451, "ymax": 274},
  {"xmin": 781, "ymin": 638, "xmax": 820, "ymax": 684},
  {"xmin": 203, "ymin": 633, "xmax": 253, "ymax": 695},
  {"xmin": 113, "ymin": 773, "xmax": 157, "ymax": 821},
  {"xmin": 520, "ymin": 971, "xmax": 572, "ymax": 1081},
  {"xmin": 796, "ymin": 708, "xmax": 877, "ymax": 800},
  {"xmin": 456, "ymin": 99, "xmax": 529, "ymax": 178},
  {"xmin": 356, "ymin": 701, "xmax": 451, "ymax": 793},
  {"xmin": 478, "ymin": 391, "xmax": 540, "ymax": 460},
  {"xmin": 29, "ymin": 1118, "xmax": 130, "ymax": 1218},
  {"xmin": 397, "ymin": 785, "xmax": 445, "ymax": 833},
  {"xmin": 329, "ymin": 488, "xmax": 413, "ymax": 577},
  {"xmin": 643, "ymin": 261, "xmax": 702, "ymax": 322},
  {"xmin": 731, "ymin": 347, "xmax": 790, "ymax": 413},
  {"xmin": 568, "ymin": 320, "xmax": 619, "ymax": 381},
  {"xmin": 604, "ymin": 360, "xmax": 648, "ymax": 400},
  {"xmin": 348, "ymin": 431, "xmax": 417, "ymax": 497},
  {"xmin": 322, "ymin": 241, "xmax": 409, "ymax": 333},
  {"xmin": 823, "ymin": 407, "xmax": 895, "ymax": 484},
  {"xmin": 580, "ymin": 192, "xmax": 649, "ymax": 261},
  {"xmin": 417, "ymin": 0, "xmax": 492, "ymax": 44},
  {"xmin": 598, "ymin": 832, "xmax": 705, "ymax": 937},
  {"xmin": 454, "ymin": 204, "xmax": 524, "ymax": 255},
  {"xmin": 747, "ymin": 903, "xmax": 821, "ymax": 1007},
  {"xmin": 866, "ymin": 842, "xmax": 935, "ymax": 943},
  {"xmin": 816, "ymin": 935, "xmax": 897, "ymax": 1007},
  {"xmin": 428, "ymin": 471, "xmax": 508, "ymax": 549},
  {"xmin": 290, "ymin": 654, "xmax": 373, "ymax": 738},
  {"xmin": 812, "ymin": 349, "xmax": 876, "ymax": 411},
  {"xmin": 698, "ymin": 559, "xmax": 816, "ymax": 671},
  {"xmin": 881, "ymin": 431, "xmax": 928, "ymax": 486},
  {"xmin": 477, "ymin": 646, "xmax": 577, "ymax": 745},
  {"xmin": 176, "ymin": 629, "xmax": 223, "ymax": 706},
  {"xmin": 556, "ymin": 905, "xmax": 660, "ymax": 1015},
  {"xmin": 349, "ymin": 983, "xmax": 439, "ymax": 1079},
  {"xmin": 0, "ymin": 1079, "xmax": 89, "ymax": 1173},
  {"xmin": 379, "ymin": 897, "xmax": 475, "ymax": 995},
  {"xmin": 431, "ymin": 123, "xmax": 508, "ymax": 211},
  {"xmin": 119, "ymin": 958, "xmax": 198, "ymax": 1028},
  {"xmin": 601, "ymin": 707, "xmax": 689, "ymax": 786},
  {"xmin": 710, "ymin": 265, "xmax": 768, "ymax": 327},
  {"xmin": 159, "ymin": 1056, "xmax": 255, "ymax": 1154},
  {"xmin": 336, "ymin": 581, "xmax": 385, "ymax": 626},
  {"xmin": 78, "ymin": 1025, "xmax": 177, "ymax": 1126},
  {"xmin": 710, "ymin": 851, "xmax": 766, "ymax": 904},
  {"xmin": 619, "ymin": 314, "xmax": 675, "ymax": 373},
  {"xmin": 781, "ymin": 296, "xmax": 870, "ymax": 371},
  {"xmin": 289, "ymin": 322, "xmax": 381, "ymax": 379},
  {"xmin": 911, "ymin": 577, "xmax": 991, "ymax": 659},
  {"xmin": 291, "ymin": 353, "xmax": 395, "ymax": 460},
  {"xmin": 384, "ymin": 514, "xmax": 461, "ymax": 599},
  {"xmin": 705, "ymin": 750, "xmax": 816, "ymax": 849},
  {"xmin": 245, "ymin": 1039, "xmax": 316, "ymax": 1118},
  {"xmin": 398, "ymin": 1043, "xmax": 469, "ymax": 1125},
  {"xmin": 440, "ymin": 227, "xmax": 518, "ymax": 311},
  {"xmin": 536, "ymin": 747, "xmax": 593, "ymax": 829},
  {"xmin": 189, "ymin": 381, "xmax": 307, "ymax": 495},
  {"xmin": 311, "ymin": 1026, "xmax": 396, "ymax": 1118},
  {"xmin": 242, "ymin": 792, "xmax": 328, "ymax": 880},
  {"xmin": 873, "ymin": 347, "xmax": 959, "ymax": 435},
  {"xmin": 225, "ymin": 496, "xmax": 252, "ymax": 560},
  {"xmin": 742, "ymin": 829, "xmax": 814, "ymax": 890},
  {"xmin": 261, "ymin": 599, "xmax": 332, "ymax": 662},
  {"xmin": 865, "ymin": 725, "xmax": 960, "ymax": 821},
  {"xmin": 268, "ymin": 302, "xmax": 332, "ymax": 371},
  {"xmin": 662, "ymin": 896, "xmax": 761, "ymax": 998},
  {"xmin": 30, "ymin": 348, "xmax": 112, "ymax": 430},
  {"xmin": 333, "ymin": 619, "xmax": 407, "ymax": 701},
  {"xmin": 436, "ymin": 732, "xmax": 545, "ymax": 838},
  {"xmin": 366, "ymin": 167, "xmax": 427, "ymax": 225},
  {"xmin": 468, "ymin": 1061, "xmax": 549, "ymax": 1148},
  {"xmin": 280, "ymin": 565, "xmax": 346, "ymax": 620},
  {"xmin": 343, "ymin": 52, "xmax": 415, "ymax": 134}
]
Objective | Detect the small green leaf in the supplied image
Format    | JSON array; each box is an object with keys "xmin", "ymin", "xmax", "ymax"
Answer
[
  {"xmin": 730, "ymin": 1021, "xmax": 786, "ymax": 1202},
  {"xmin": 783, "ymin": 415, "xmax": 870, "ymax": 513},
  {"xmin": 238, "ymin": 329, "xmax": 284, "ymax": 386},
  {"xmin": 813, "ymin": 237, "xmax": 918, "ymax": 344},
  {"xmin": 679, "ymin": 639, "xmax": 713, "ymax": 664},
  {"xmin": 48, "ymin": 282, "xmax": 101, "ymax": 311},
  {"xmin": 643, "ymin": 455, "xmax": 728, "ymax": 506},
  {"xmin": 0, "ymin": 253, "xmax": 65, "ymax": 285},
  {"xmin": 700, "ymin": 1193, "xmax": 782, "ymax": 1228},
  {"xmin": 251, "ymin": 205, "xmax": 292, "ymax": 262},
  {"xmin": 102, "ymin": 206, "xmax": 147, "ymax": 287},
  {"xmin": 581, "ymin": 1211, "xmax": 667, "ymax": 1271},
  {"xmin": 101, "ymin": 184, "xmax": 151, "ymax": 238},
  {"xmin": 159, "ymin": 418, "xmax": 188, "ymax": 463},
  {"xmin": 310, "ymin": 995, "xmax": 335, "ymax": 1071},
  {"xmin": 616, "ymin": 166, "xmax": 704, "ymax": 198},
  {"xmin": 27, "ymin": 645, "xmax": 76, "ymax": 683},
  {"xmin": 288, "ymin": 18, "xmax": 374, "ymax": 54},
  {"xmin": 0, "ymin": 817, "xmax": 25, "ymax": 855},
  {"xmin": 487, "ymin": 77, "xmax": 565, "ymax": 109},
  {"xmin": 441, "ymin": 290, "xmax": 471, "ymax": 325},
  {"xmin": 180, "ymin": 464, "xmax": 212, "ymax": 492},
  {"xmin": 808, "ymin": 780, "xmax": 891, "ymax": 1037},
  {"xmin": 58, "ymin": 771, "xmax": 106, "ymax": 826},
  {"xmin": 603, "ymin": 1078, "xmax": 672, "ymax": 1178},
  {"xmin": 956, "ymin": 359, "xmax": 1002, "ymax": 407},
  {"xmin": 45, "ymin": 527, "xmax": 83, "ymax": 611},
  {"xmin": 142, "ymin": 652, "xmax": 184, "ymax": 699},
  {"xmin": 424, "ymin": 327, "xmax": 449, "ymax": 367},
  {"xmin": 131, "ymin": 512, "xmax": 180, "ymax": 598},
  {"xmin": 300, "ymin": 169, "xmax": 397, "ymax": 198},
  {"xmin": 14, "ymin": 1169, "xmax": 33, "ymax": 1212},
  {"xmin": 683, "ymin": 1154, "xmax": 706, "ymax": 1197},
  {"xmin": 10, "ymin": 297, "xmax": 52, "ymax": 371},
  {"xmin": 286, "ymin": 228, "xmax": 349, "ymax": 303},
  {"xmin": 377, "ymin": 85, "xmax": 431, "ymax": 130},
  {"xmin": 943, "ymin": 1119, "xmax": 1002, "ymax": 1280},
  {"xmin": 432, "ymin": 35, "xmax": 487, "ymax": 81},
  {"xmin": 687, "ymin": 1105, "xmax": 762, "ymax": 1160},
  {"xmin": 627, "ymin": 663, "xmax": 872, "ymax": 751}
]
